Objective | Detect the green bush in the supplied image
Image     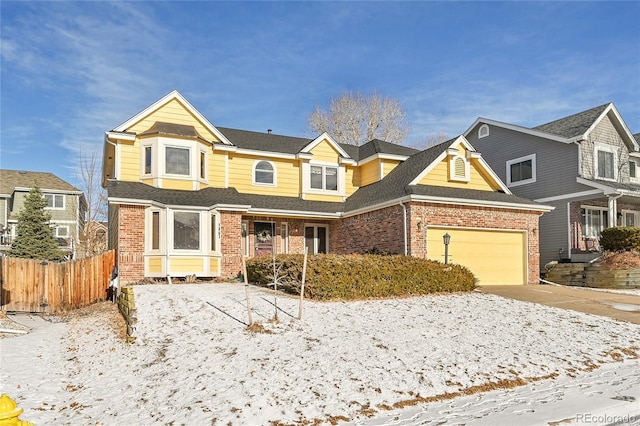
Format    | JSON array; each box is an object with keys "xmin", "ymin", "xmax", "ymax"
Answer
[
  {"xmin": 245, "ymin": 254, "xmax": 476, "ymax": 301},
  {"xmin": 600, "ymin": 227, "xmax": 640, "ymax": 252}
]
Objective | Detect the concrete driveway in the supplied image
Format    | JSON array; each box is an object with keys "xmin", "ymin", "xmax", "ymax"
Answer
[{"xmin": 479, "ymin": 284, "xmax": 640, "ymax": 324}]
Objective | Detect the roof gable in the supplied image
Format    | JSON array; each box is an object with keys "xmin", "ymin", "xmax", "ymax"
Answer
[
  {"xmin": 301, "ymin": 132, "xmax": 352, "ymax": 160},
  {"xmin": 533, "ymin": 103, "xmax": 610, "ymax": 139},
  {"xmin": 112, "ymin": 90, "xmax": 232, "ymax": 145}
]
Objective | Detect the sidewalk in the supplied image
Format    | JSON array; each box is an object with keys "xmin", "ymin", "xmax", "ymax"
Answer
[{"xmin": 479, "ymin": 284, "xmax": 640, "ymax": 324}]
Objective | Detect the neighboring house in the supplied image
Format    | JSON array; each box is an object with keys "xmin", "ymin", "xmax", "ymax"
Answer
[
  {"xmin": 465, "ymin": 103, "xmax": 639, "ymax": 270},
  {"xmin": 0, "ymin": 169, "xmax": 86, "ymax": 258},
  {"xmin": 103, "ymin": 91, "xmax": 551, "ymax": 286}
]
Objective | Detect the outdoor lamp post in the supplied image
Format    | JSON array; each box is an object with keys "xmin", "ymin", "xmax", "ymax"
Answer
[{"xmin": 443, "ymin": 233, "xmax": 451, "ymax": 264}]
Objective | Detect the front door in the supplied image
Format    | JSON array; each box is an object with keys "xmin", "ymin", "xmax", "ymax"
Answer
[
  {"xmin": 305, "ymin": 225, "xmax": 328, "ymax": 255},
  {"xmin": 254, "ymin": 222, "xmax": 274, "ymax": 256}
]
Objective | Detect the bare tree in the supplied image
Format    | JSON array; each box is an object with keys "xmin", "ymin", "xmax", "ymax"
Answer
[
  {"xmin": 76, "ymin": 147, "xmax": 108, "ymax": 258},
  {"xmin": 307, "ymin": 91, "xmax": 411, "ymax": 146}
]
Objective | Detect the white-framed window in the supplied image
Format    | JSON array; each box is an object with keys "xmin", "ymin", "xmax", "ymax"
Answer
[
  {"xmin": 54, "ymin": 225, "xmax": 69, "ymax": 238},
  {"xmin": 629, "ymin": 160, "xmax": 637, "ymax": 180},
  {"xmin": 253, "ymin": 160, "xmax": 276, "ymax": 186},
  {"xmin": 166, "ymin": 146, "xmax": 191, "ymax": 176},
  {"xmin": 199, "ymin": 150, "xmax": 207, "ymax": 180},
  {"xmin": 304, "ymin": 224, "xmax": 328, "ymax": 254},
  {"xmin": 478, "ymin": 124, "xmax": 490, "ymax": 138},
  {"xmin": 594, "ymin": 143, "xmax": 618, "ymax": 181},
  {"xmin": 280, "ymin": 223, "xmax": 289, "ymax": 254},
  {"xmin": 581, "ymin": 206, "xmax": 609, "ymax": 238},
  {"xmin": 44, "ymin": 194, "xmax": 64, "ymax": 209},
  {"xmin": 310, "ymin": 165, "xmax": 338, "ymax": 191},
  {"xmin": 173, "ymin": 211, "xmax": 200, "ymax": 250},
  {"xmin": 151, "ymin": 210, "xmax": 160, "ymax": 250},
  {"xmin": 506, "ymin": 154, "xmax": 536, "ymax": 187},
  {"xmin": 144, "ymin": 145, "xmax": 153, "ymax": 175},
  {"xmin": 622, "ymin": 210, "xmax": 640, "ymax": 227},
  {"xmin": 210, "ymin": 212, "xmax": 220, "ymax": 253},
  {"xmin": 449, "ymin": 155, "xmax": 470, "ymax": 182}
]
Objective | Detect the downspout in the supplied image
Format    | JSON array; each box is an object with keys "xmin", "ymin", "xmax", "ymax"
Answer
[
  {"xmin": 400, "ymin": 201, "xmax": 408, "ymax": 255},
  {"xmin": 166, "ymin": 206, "xmax": 172, "ymax": 284}
]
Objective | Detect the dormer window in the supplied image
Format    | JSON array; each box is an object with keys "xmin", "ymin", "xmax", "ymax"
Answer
[
  {"xmin": 253, "ymin": 160, "xmax": 276, "ymax": 185},
  {"xmin": 311, "ymin": 165, "xmax": 338, "ymax": 190},
  {"xmin": 478, "ymin": 124, "xmax": 490, "ymax": 139}
]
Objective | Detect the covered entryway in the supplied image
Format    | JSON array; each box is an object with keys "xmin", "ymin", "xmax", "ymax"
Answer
[
  {"xmin": 427, "ymin": 226, "xmax": 527, "ymax": 285},
  {"xmin": 254, "ymin": 222, "xmax": 275, "ymax": 256}
]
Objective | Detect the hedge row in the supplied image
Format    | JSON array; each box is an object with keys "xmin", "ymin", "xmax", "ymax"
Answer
[
  {"xmin": 600, "ymin": 227, "xmax": 640, "ymax": 252},
  {"xmin": 245, "ymin": 254, "xmax": 476, "ymax": 301}
]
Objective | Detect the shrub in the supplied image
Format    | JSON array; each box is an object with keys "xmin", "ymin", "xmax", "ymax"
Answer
[
  {"xmin": 600, "ymin": 227, "xmax": 640, "ymax": 252},
  {"xmin": 245, "ymin": 254, "xmax": 476, "ymax": 301}
]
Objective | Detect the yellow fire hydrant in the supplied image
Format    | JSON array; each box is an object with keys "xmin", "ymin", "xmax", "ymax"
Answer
[{"xmin": 0, "ymin": 394, "xmax": 33, "ymax": 426}]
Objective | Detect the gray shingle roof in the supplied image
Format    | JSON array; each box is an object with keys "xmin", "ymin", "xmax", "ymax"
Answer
[
  {"xmin": 532, "ymin": 103, "xmax": 610, "ymax": 138},
  {"xmin": 215, "ymin": 127, "xmax": 418, "ymax": 161},
  {"xmin": 107, "ymin": 181, "xmax": 344, "ymax": 214},
  {"xmin": 634, "ymin": 133, "xmax": 640, "ymax": 145},
  {"xmin": 0, "ymin": 169, "xmax": 80, "ymax": 195}
]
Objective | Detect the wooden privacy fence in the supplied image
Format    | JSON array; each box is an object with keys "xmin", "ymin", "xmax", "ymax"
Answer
[{"xmin": 0, "ymin": 250, "xmax": 116, "ymax": 314}]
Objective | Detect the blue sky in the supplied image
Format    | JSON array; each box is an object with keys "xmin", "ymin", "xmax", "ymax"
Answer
[{"xmin": 1, "ymin": 1, "xmax": 639, "ymax": 189}]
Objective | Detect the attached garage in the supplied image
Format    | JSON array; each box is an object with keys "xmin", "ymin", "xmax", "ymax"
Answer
[{"xmin": 427, "ymin": 226, "xmax": 527, "ymax": 285}]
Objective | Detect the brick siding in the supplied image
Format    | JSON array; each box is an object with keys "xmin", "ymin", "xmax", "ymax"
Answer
[{"xmin": 117, "ymin": 204, "xmax": 145, "ymax": 283}]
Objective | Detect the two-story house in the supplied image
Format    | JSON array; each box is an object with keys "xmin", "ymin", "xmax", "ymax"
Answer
[
  {"xmin": 103, "ymin": 91, "xmax": 552, "ymax": 286},
  {"xmin": 0, "ymin": 169, "xmax": 86, "ymax": 258},
  {"xmin": 465, "ymin": 103, "xmax": 639, "ymax": 270}
]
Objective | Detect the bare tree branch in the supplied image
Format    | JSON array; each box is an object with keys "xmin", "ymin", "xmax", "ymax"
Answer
[{"xmin": 308, "ymin": 91, "xmax": 411, "ymax": 146}]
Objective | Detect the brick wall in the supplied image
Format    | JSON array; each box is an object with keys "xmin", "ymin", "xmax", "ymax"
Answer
[
  {"xmin": 117, "ymin": 204, "xmax": 145, "ymax": 283},
  {"xmin": 407, "ymin": 202, "xmax": 541, "ymax": 284},
  {"xmin": 220, "ymin": 210, "xmax": 243, "ymax": 279},
  {"xmin": 332, "ymin": 205, "xmax": 405, "ymax": 254},
  {"xmin": 332, "ymin": 202, "xmax": 541, "ymax": 284}
]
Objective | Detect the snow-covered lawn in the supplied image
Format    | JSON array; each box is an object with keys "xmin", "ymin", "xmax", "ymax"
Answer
[{"xmin": 2, "ymin": 283, "xmax": 640, "ymax": 425}]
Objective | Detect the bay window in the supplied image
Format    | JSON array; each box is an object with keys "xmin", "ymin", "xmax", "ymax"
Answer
[
  {"xmin": 166, "ymin": 146, "xmax": 190, "ymax": 176},
  {"xmin": 174, "ymin": 211, "xmax": 200, "ymax": 250}
]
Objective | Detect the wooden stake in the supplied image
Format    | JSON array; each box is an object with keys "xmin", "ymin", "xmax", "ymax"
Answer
[
  {"xmin": 298, "ymin": 247, "xmax": 308, "ymax": 320},
  {"xmin": 242, "ymin": 256, "xmax": 253, "ymax": 325}
]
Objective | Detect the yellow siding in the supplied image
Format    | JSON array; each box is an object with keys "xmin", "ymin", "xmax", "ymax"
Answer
[
  {"xmin": 125, "ymin": 99, "xmax": 220, "ymax": 141},
  {"xmin": 427, "ymin": 227, "xmax": 526, "ymax": 285},
  {"xmin": 209, "ymin": 151, "xmax": 227, "ymax": 188},
  {"xmin": 228, "ymin": 154, "xmax": 300, "ymax": 196},
  {"xmin": 209, "ymin": 257, "xmax": 220, "ymax": 274},
  {"xmin": 171, "ymin": 257, "xmax": 205, "ymax": 273},
  {"xmin": 360, "ymin": 161, "xmax": 381, "ymax": 186},
  {"xmin": 120, "ymin": 142, "xmax": 139, "ymax": 181},
  {"xmin": 310, "ymin": 140, "xmax": 340, "ymax": 162},
  {"xmin": 305, "ymin": 193, "xmax": 344, "ymax": 202},
  {"xmin": 382, "ymin": 160, "xmax": 401, "ymax": 177},
  {"xmin": 418, "ymin": 159, "xmax": 495, "ymax": 191},
  {"xmin": 344, "ymin": 166, "xmax": 358, "ymax": 196},
  {"xmin": 161, "ymin": 179, "xmax": 194, "ymax": 190},
  {"xmin": 141, "ymin": 178, "xmax": 153, "ymax": 185},
  {"xmin": 148, "ymin": 257, "xmax": 163, "ymax": 274}
]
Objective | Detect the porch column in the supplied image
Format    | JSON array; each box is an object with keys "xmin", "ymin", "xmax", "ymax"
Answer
[{"xmin": 607, "ymin": 194, "xmax": 622, "ymax": 228}]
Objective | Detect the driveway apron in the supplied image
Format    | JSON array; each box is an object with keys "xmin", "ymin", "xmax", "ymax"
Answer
[{"xmin": 479, "ymin": 284, "xmax": 640, "ymax": 324}]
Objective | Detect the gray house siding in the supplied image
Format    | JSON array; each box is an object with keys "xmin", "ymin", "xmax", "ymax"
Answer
[
  {"xmin": 538, "ymin": 200, "xmax": 569, "ymax": 267},
  {"xmin": 468, "ymin": 124, "xmax": 584, "ymax": 200},
  {"xmin": 580, "ymin": 115, "xmax": 632, "ymax": 182}
]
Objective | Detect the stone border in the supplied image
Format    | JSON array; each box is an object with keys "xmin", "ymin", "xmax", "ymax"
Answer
[{"xmin": 117, "ymin": 287, "xmax": 137, "ymax": 343}]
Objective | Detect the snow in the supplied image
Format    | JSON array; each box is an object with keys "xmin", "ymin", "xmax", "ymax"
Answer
[{"xmin": 2, "ymin": 283, "xmax": 640, "ymax": 425}]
